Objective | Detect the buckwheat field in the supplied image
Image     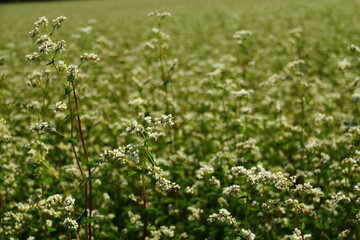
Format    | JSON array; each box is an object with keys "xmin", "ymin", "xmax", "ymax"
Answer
[{"xmin": 0, "ymin": 0, "xmax": 360, "ymax": 239}]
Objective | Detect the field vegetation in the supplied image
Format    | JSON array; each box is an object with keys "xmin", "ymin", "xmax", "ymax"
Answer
[{"xmin": 0, "ymin": 0, "xmax": 360, "ymax": 239}]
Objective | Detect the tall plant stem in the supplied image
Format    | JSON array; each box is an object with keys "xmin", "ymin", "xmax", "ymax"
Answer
[
  {"xmin": 142, "ymin": 174, "xmax": 148, "ymax": 240},
  {"xmin": 71, "ymin": 82, "xmax": 93, "ymax": 240},
  {"xmin": 67, "ymin": 95, "xmax": 86, "ymax": 179},
  {"xmin": 67, "ymin": 94, "xmax": 88, "ymax": 239}
]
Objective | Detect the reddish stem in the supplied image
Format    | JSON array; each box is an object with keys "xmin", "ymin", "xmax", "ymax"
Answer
[
  {"xmin": 72, "ymin": 82, "xmax": 93, "ymax": 240},
  {"xmin": 142, "ymin": 174, "xmax": 147, "ymax": 240}
]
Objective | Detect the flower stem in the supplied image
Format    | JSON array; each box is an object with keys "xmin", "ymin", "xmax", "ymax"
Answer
[
  {"xmin": 142, "ymin": 173, "xmax": 147, "ymax": 240},
  {"xmin": 71, "ymin": 81, "xmax": 92, "ymax": 240}
]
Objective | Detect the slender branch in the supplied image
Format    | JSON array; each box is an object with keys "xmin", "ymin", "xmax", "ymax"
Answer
[
  {"xmin": 142, "ymin": 174, "xmax": 147, "ymax": 240},
  {"xmin": 71, "ymin": 81, "xmax": 93, "ymax": 240}
]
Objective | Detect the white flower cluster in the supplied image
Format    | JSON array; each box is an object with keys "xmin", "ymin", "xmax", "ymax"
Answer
[
  {"xmin": 187, "ymin": 206, "xmax": 204, "ymax": 221},
  {"xmin": 284, "ymin": 198, "xmax": 313, "ymax": 214},
  {"xmin": 222, "ymin": 184, "xmax": 241, "ymax": 197},
  {"xmin": 294, "ymin": 183, "xmax": 324, "ymax": 197},
  {"xmin": 124, "ymin": 144, "xmax": 140, "ymax": 163},
  {"xmin": 80, "ymin": 53, "xmax": 100, "ymax": 62},
  {"xmin": 331, "ymin": 192, "xmax": 351, "ymax": 203},
  {"xmin": 63, "ymin": 196, "xmax": 75, "ymax": 211},
  {"xmin": 349, "ymin": 44, "xmax": 360, "ymax": 54},
  {"xmin": 149, "ymin": 226, "xmax": 176, "ymax": 240},
  {"xmin": 26, "ymin": 69, "xmax": 50, "ymax": 88},
  {"xmin": 26, "ymin": 140, "xmax": 50, "ymax": 163},
  {"xmin": 27, "ymin": 16, "xmax": 68, "ymax": 61},
  {"xmin": 35, "ymin": 35, "xmax": 56, "ymax": 55},
  {"xmin": 30, "ymin": 121, "xmax": 52, "ymax": 133},
  {"xmin": 54, "ymin": 101, "xmax": 67, "ymax": 112},
  {"xmin": 128, "ymin": 210, "xmax": 143, "ymax": 227},
  {"xmin": 67, "ymin": 64, "xmax": 80, "ymax": 78},
  {"xmin": 65, "ymin": 167, "xmax": 81, "ymax": 177},
  {"xmin": 236, "ymin": 138, "xmax": 259, "ymax": 153},
  {"xmin": 99, "ymin": 147, "xmax": 126, "ymax": 164},
  {"xmin": 196, "ymin": 163, "xmax": 214, "ymax": 179},
  {"xmin": 128, "ymin": 97, "xmax": 146, "ymax": 107},
  {"xmin": 62, "ymin": 217, "xmax": 78, "ymax": 231},
  {"xmin": 231, "ymin": 164, "xmax": 296, "ymax": 191},
  {"xmin": 55, "ymin": 40, "xmax": 66, "ymax": 52},
  {"xmin": 209, "ymin": 176, "xmax": 221, "ymax": 187},
  {"xmin": 126, "ymin": 115, "xmax": 174, "ymax": 140},
  {"xmin": 338, "ymin": 58, "xmax": 351, "ymax": 70},
  {"xmin": 241, "ymin": 228, "xmax": 256, "ymax": 240},
  {"xmin": 304, "ymin": 137, "xmax": 323, "ymax": 151},
  {"xmin": 233, "ymin": 30, "xmax": 253, "ymax": 45},
  {"xmin": 262, "ymin": 199, "xmax": 282, "ymax": 211},
  {"xmin": 289, "ymin": 228, "xmax": 311, "ymax": 240},
  {"xmin": 0, "ymin": 118, "xmax": 12, "ymax": 142},
  {"xmin": 231, "ymin": 165, "xmax": 275, "ymax": 185},
  {"xmin": 126, "ymin": 120, "xmax": 145, "ymax": 134},
  {"xmin": 148, "ymin": 166, "xmax": 180, "ymax": 192},
  {"xmin": 231, "ymin": 89, "xmax": 254, "ymax": 98},
  {"xmin": 46, "ymin": 194, "xmax": 62, "ymax": 204},
  {"xmin": 148, "ymin": 10, "xmax": 171, "ymax": 19},
  {"xmin": 34, "ymin": 16, "xmax": 48, "ymax": 27},
  {"xmin": 99, "ymin": 144, "xmax": 139, "ymax": 164},
  {"xmin": 25, "ymin": 52, "xmax": 41, "ymax": 61},
  {"xmin": 338, "ymin": 229, "xmax": 351, "ymax": 238},
  {"xmin": 208, "ymin": 208, "xmax": 237, "ymax": 226},
  {"xmin": 58, "ymin": 60, "xmax": 67, "ymax": 72},
  {"xmin": 285, "ymin": 60, "xmax": 305, "ymax": 71},
  {"xmin": 156, "ymin": 114, "xmax": 175, "ymax": 126},
  {"xmin": 33, "ymin": 194, "xmax": 64, "ymax": 217},
  {"xmin": 52, "ymin": 16, "xmax": 67, "ymax": 28}
]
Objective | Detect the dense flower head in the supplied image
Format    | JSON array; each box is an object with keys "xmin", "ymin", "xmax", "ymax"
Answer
[
  {"xmin": 62, "ymin": 217, "xmax": 78, "ymax": 231},
  {"xmin": 148, "ymin": 166, "xmax": 180, "ymax": 192},
  {"xmin": 80, "ymin": 53, "xmax": 100, "ymax": 62},
  {"xmin": 63, "ymin": 196, "xmax": 75, "ymax": 211},
  {"xmin": 148, "ymin": 10, "xmax": 171, "ymax": 19},
  {"xmin": 67, "ymin": 64, "xmax": 80, "ymax": 78},
  {"xmin": 30, "ymin": 121, "xmax": 53, "ymax": 133},
  {"xmin": 208, "ymin": 208, "xmax": 237, "ymax": 226},
  {"xmin": 25, "ymin": 52, "xmax": 42, "ymax": 61},
  {"xmin": 52, "ymin": 16, "xmax": 67, "ymax": 28},
  {"xmin": 34, "ymin": 16, "xmax": 48, "ymax": 27}
]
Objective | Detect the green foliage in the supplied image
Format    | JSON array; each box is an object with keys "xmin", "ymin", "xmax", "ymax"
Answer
[{"xmin": 0, "ymin": 0, "xmax": 360, "ymax": 240}]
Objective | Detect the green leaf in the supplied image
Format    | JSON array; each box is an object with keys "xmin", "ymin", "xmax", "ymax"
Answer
[
  {"xmin": 81, "ymin": 216, "xmax": 101, "ymax": 224},
  {"xmin": 142, "ymin": 205, "xmax": 158, "ymax": 214},
  {"xmin": 77, "ymin": 209, "xmax": 87, "ymax": 224},
  {"xmin": 64, "ymin": 112, "xmax": 82, "ymax": 120},
  {"xmin": 43, "ymin": 176, "xmax": 53, "ymax": 184},
  {"xmin": 63, "ymin": 138, "xmax": 78, "ymax": 144},
  {"xmin": 64, "ymin": 86, "xmax": 73, "ymax": 96},
  {"xmin": 86, "ymin": 159, "xmax": 100, "ymax": 166},
  {"xmin": 195, "ymin": 226, "xmax": 206, "ymax": 232},
  {"xmin": 46, "ymin": 59, "xmax": 55, "ymax": 66},
  {"xmin": 47, "ymin": 227, "xmax": 57, "ymax": 233},
  {"xmin": 146, "ymin": 150, "xmax": 155, "ymax": 166},
  {"xmin": 128, "ymin": 170, "xmax": 139, "ymax": 177},
  {"xmin": 79, "ymin": 176, "xmax": 101, "ymax": 186}
]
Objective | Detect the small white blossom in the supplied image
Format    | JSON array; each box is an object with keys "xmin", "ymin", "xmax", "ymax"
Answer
[
  {"xmin": 52, "ymin": 16, "xmax": 67, "ymax": 28},
  {"xmin": 54, "ymin": 102, "xmax": 67, "ymax": 112},
  {"xmin": 63, "ymin": 196, "xmax": 75, "ymax": 211},
  {"xmin": 80, "ymin": 53, "xmax": 100, "ymax": 62},
  {"xmin": 63, "ymin": 217, "xmax": 78, "ymax": 231},
  {"xmin": 148, "ymin": 166, "xmax": 180, "ymax": 192},
  {"xmin": 67, "ymin": 65, "xmax": 80, "ymax": 78},
  {"xmin": 208, "ymin": 208, "xmax": 237, "ymax": 226},
  {"xmin": 241, "ymin": 229, "xmax": 256, "ymax": 240}
]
